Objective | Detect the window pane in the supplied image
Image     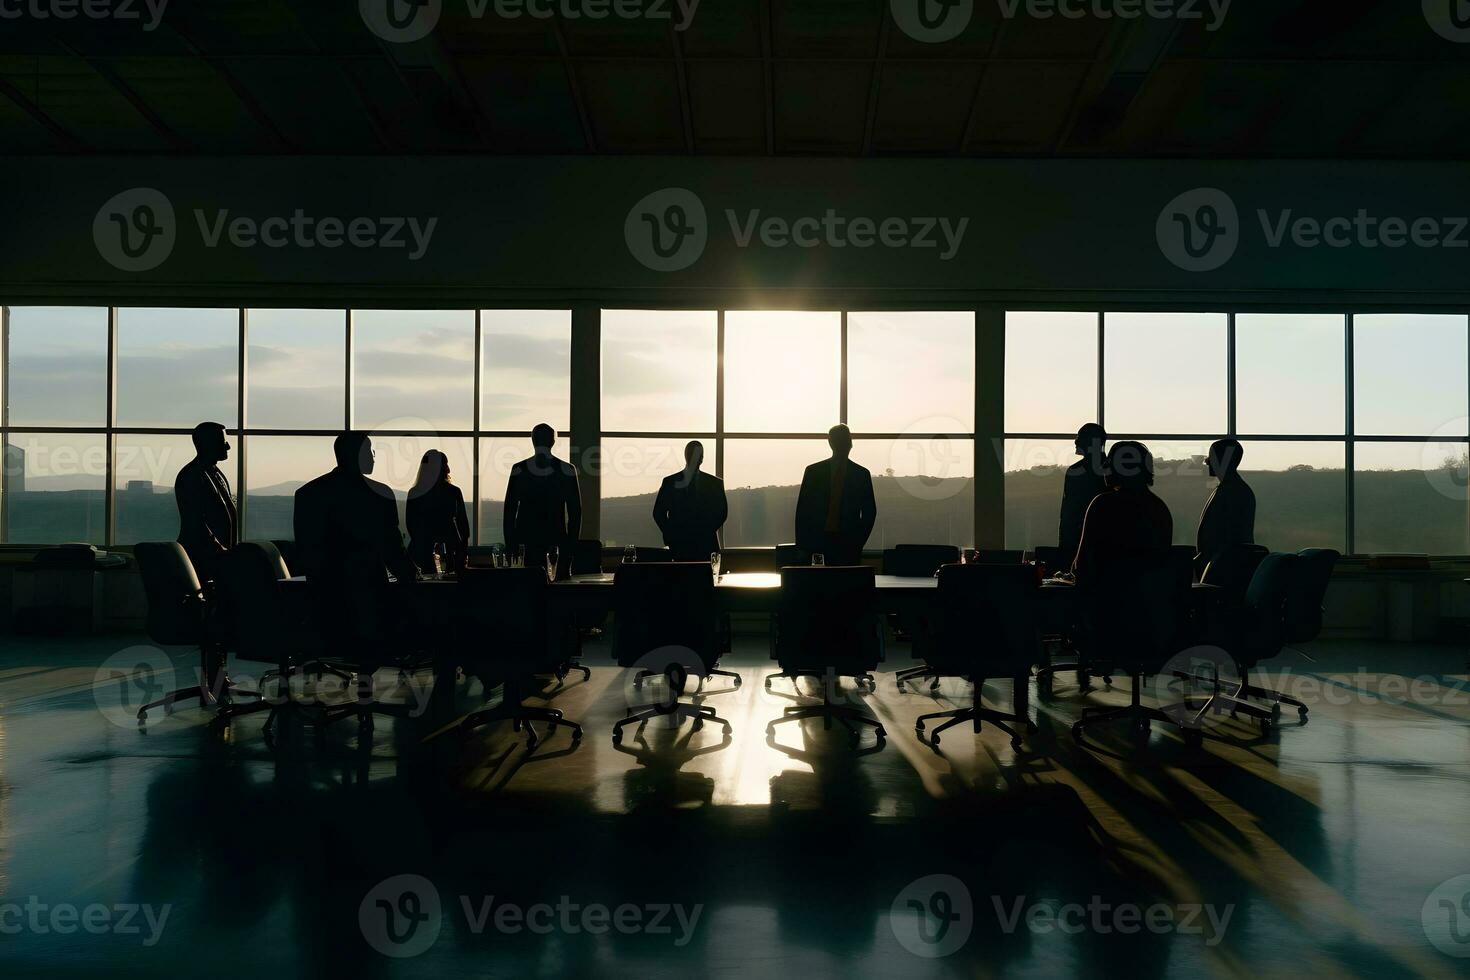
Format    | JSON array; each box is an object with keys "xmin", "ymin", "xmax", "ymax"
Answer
[
  {"xmin": 1146, "ymin": 441, "xmax": 1216, "ymax": 547},
  {"xmin": 1354, "ymin": 442, "xmax": 1470, "ymax": 555},
  {"xmin": 724, "ymin": 311, "xmax": 840, "ymax": 433},
  {"xmin": 1104, "ymin": 312, "xmax": 1226, "ymax": 434},
  {"xmin": 117, "ymin": 308, "xmax": 238, "ymax": 428},
  {"xmin": 599, "ymin": 437, "xmax": 690, "ymax": 547},
  {"xmin": 1354, "ymin": 315, "xmax": 1468, "ymax": 437},
  {"xmin": 477, "ymin": 437, "xmax": 537, "ymax": 546},
  {"xmin": 722, "ymin": 439, "xmax": 828, "ymax": 547},
  {"xmin": 1003, "ymin": 438, "xmax": 1076, "ymax": 550},
  {"xmin": 848, "ymin": 312, "xmax": 973, "ymax": 433},
  {"xmin": 1236, "ymin": 314, "xmax": 1345, "ymax": 435},
  {"xmin": 480, "ymin": 310, "xmax": 571, "ymax": 433},
  {"xmin": 1005, "ymin": 312, "xmax": 1097, "ymax": 434},
  {"xmin": 6, "ymin": 307, "xmax": 108, "ymax": 426},
  {"xmin": 849, "ymin": 437, "xmax": 973, "ymax": 548},
  {"xmin": 352, "ymin": 310, "xmax": 475, "ymax": 432},
  {"xmin": 600, "ymin": 310, "xmax": 716, "ymax": 432},
  {"xmin": 247, "ymin": 309, "xmax": 345, "ymax": 430},
  {"xmin": 368, "ymin": 433, "xmax": 474, "ymax": 532},
  {"xmin": 1238, "ymin": 441, "xmax": 1346, "ymax": 552},
  {"xmin": 114, "ymin": 434, "xmax": 197, "ymax": 544},
  {"xmin": 243, "ymin": 436, "xmax": 334, "ymax": 542},
  {"xmin": 4, "ymin": 433, "xmax": 106, "ymax": 544}
]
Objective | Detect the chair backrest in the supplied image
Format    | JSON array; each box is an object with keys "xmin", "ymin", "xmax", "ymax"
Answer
[
  {"xmin": 571, "ymin": 538, "xmax": 604, "ymax": 575},
  {"xmin": 1201, "ymin": 543, "xmax": 1269, "ymax": 602},
  {"xmin": 974, "ymin": 549, "xmax": 1023, "ymax": 565},
  {"xmin": 1285, "ymin": 548, "xmax": 1338, "ymax": 643},
  {"xmin": 774, "ymin": 543, "xmax": 809, "ymax": 568},
  {"xmin": 1032, "ymin": 545, "xmax": 1064, "ymax": 574},
  {"xmin": 775, "ymin": 565, "xmax": 880, "ymax": 674},
  {"xmin": 924, "ymin": 563, "xmax": 1039, "ymax": 677},
  {"xmin": 613, "ymin": 562, "xmax": 719, "ymax": 669},
  {"xmin": 1082, "ymin": 548, "xmax": 1186, "ymax": 674},
  {"xmin": 223, "ymin": 541, "xmax": 314, "ymax": 665},
  {"xmin": 884, "ymin": 544, "xmax": 959, "ymax": 577},
  {"xmin": 133, "ymin": 542, "xmax": 206, "ymax": 646}
]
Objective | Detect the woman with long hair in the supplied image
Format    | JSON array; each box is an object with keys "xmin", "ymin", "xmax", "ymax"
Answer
[{"xmin": 406, "ymin": 449, "xmax": 470, "ymax": 573}]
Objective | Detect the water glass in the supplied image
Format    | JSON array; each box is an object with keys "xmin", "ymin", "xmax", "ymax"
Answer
[
  {"xmin": 546, "ymin": 546, "xmax": 560, "ymax": 582},
  {"xmin": 812, "ymin": 553, "xmax": 825, "ymax": 567},
  {"xmin": 515, "ymin": 545, "xmax": 525, "ymax": 568},
  {"xmin": 710, "ymin": 551, "xmax": 721, "ymax": 577},
  {"xmin": 624, "ymin": 545, "xmax": 637, "ymax": 564}
]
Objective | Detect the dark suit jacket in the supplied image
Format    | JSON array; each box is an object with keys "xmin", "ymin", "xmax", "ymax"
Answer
[
  {"xmin": 1071, "ymin": 487, "xmax": 1174, "ymax": 587},
  {"xmin": 503, "ymin": 453, "xmax": 582, "ymax": 550},
  {"xmin": 175, "ymin": 457, "xmax": 237, "ymax": 581},
  {"xmin": 293, "ymin": 467, "xmax": 417, "ymax": 587},
  {"xmin": 794, "ymin": 457, "xmax": 877, "ymax": 564},
  {"xmin": 653, "ymin": 469, "xmax": 728, "ymax": 560},
  {"xmin": 1196, "ymin": 475, "xmax": 1256, "ymax": 575},
  {"xmin": 1058, "ymin": 457, "xmax": 1107, "ymax": 565},
  {"xmin": 406, "ymin": 482, "xmax": 470, "ymax": 572}
]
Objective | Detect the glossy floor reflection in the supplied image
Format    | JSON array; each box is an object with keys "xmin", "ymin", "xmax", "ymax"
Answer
[{"xmin": 0, "ymin": 634, "xmax": 1466, "ymax": 978}]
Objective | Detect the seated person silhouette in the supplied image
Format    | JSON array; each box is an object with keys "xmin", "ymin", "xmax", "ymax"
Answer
[
  {"xmin": 293, "ymin": 432, "xmax": 419, "ymax": 661},
  {"xmin": 1195, "ymin": 438, "xmax": 1256, "ymax": 578},
  {"xmin": 406, "ymin": 449, "xmax": 470, "ymax": 574},
  {"xmin": 652, "ymin": 440, "xmax": 728, "ymax": 561},
  {"xmin": 1058, "ymin": 422, "xmax": 1106, "ymax": 567},
  {"xmin": 1070, "ymin": 440, "xmax": 1174, "ymax": 588},
  {"xmin": 175, "ymin": 421, "xmax": 237, "ymax": 583},
  {"xmin": 794, "ymin": 424, "xmax": 877, "ymax": 566},
  {"xmin": 503, "ymin": 423, "xmax": 582, "ymax": 579}
]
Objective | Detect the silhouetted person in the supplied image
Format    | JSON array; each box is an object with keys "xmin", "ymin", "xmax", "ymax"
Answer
[
  {"xmin": 406, "ymin": 449, "xmax": 469, "ymax": 574},
  {"xmin": 1059, "ymin": 422, "xmax": 1106, "ymax": 566},
  {"xmin": 1195, "ymin": 438, "xmax": 1256, "ymax": 578},
  {"xmin": 653, "ymin": 441, "xmax": 727, "ymax": 561},
  {"xmin": 795, "ymin": 424, "xmax": 877, "ymax": 566},
  {"xmin": 503, "ymin": 423, "xmax": 582, "ymax": 579},
  {"xmin": 293, "ymin": 432, "xmax": 417, "ymax": 587},
  {"xmin": 1071, "ymin": 441, "xmax": 1173, "ymax": 587},
  {"xmin": 175, "ymin": 421, "xmax": 237, "ymax": 582}
]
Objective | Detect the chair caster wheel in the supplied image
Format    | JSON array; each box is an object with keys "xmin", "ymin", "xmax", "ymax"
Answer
[
  {"xmin": 931, "ymin": 735, "xmax": 941, "ymax": 746},
  {"xmin": 1010, "ymin": 738, "xmax": 1024, "ymax": 750},
  {"xmin": 875, "ymin": 726, "xmax": 886, "ymax": 738},
  {"xmin": 1297, "ymin": 706, "xmax": 1309, "ymax": 719}
]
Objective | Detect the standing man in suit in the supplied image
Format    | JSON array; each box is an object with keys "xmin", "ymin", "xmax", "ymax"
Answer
[
  {"xmin": 175, "ymin": 421, "xmax": 237, "ymax": 583},
  {"xmin": 653, "ymin": 440, "xmax": 728, "ymax": 560},
  {"xmin": 1058, "ymin": 422, "xmax": 1107, "ymax": 567},
  {"xmin": 503, "ymin": 423, "xmax": 582, "ymax": 579},
  {"xmin": 293, "ymin": 432, "xmax": 418, "ymax": 668},
  {"xmin": 1195, "ymin": 438, "xmax": 1256, "ymax": 578},
  {"xmin": 794, "ymin": 424, "xmax": 877, "ymax": 566}
]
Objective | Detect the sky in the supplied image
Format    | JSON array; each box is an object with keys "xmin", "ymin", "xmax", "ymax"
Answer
[{"xmin": 4, "ymin": 307, "xmax": 1467, "ymax": 498}]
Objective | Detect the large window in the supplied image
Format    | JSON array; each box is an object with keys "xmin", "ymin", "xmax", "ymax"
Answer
[
  {"xmin": 1003, "ymin": 311, "xmax": 1468, "ymax": 555},
  {"xmin": 1, "ymin": 307, "xmax": 571, "ymax": 548},
  {"xmin": 601, "ymin": 309, "xmax": 977, "ymax": 549}
]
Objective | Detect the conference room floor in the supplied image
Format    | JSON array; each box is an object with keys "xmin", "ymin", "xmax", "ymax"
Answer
[{"xmin": 1, "ymin": 632, "xmax": 1466, "ymax": 979}]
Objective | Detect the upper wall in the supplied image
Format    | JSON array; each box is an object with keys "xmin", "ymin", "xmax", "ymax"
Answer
[{"xmin": 6, "ymin": 157, "xmax": 1470, "ymax": 309}]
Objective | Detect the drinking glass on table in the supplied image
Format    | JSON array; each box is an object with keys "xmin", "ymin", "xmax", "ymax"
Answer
[
  {"xmin": 546, "ymin": 545, "xmax": 560, "ymax": 582},
  {"xmin": 710, "ymin": 551, "xmax": 721, "ymax": 577},
  {"xmin": 812, "ymin": 553, "xmax": 825, "ymax": 567},
  {"xmin": 623, "ymin": 545, "xmax": 637, "ymax": 564},
  {"xmin": 432, "ymin": 543, "xmax": 447, "ymax": 579},
  {"xmin": 514, "ymin": 545, "xmax": 525, "ymax": 568}
]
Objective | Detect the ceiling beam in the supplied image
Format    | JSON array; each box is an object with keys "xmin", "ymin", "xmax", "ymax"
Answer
[
  {"xmin": 1051, "ymin": 18, "xmax": 1181, "ymax": 153},
  {"xmin": 550, "ymin": 19, "xmax": 596, "ymax": 152},
  {"xmin": 54, "ymin": 39, "xmax": 188, "ymax": 151},
  {"xmin": 760, "ymin": 0, "xmax": 775, "ymax": 153},
  {"xmin": 860, "ymin": 0, "xmax": 891, "ymax": 156},
  {"xmin": 669, "ymin": 20, "xmax": 695, "ymax": 153},
  {"xmin": 957, "ymin": 17, "xmax": 1012, "ymax": 153},
  {"xmin": 0, "ymin": 69, "xmax": 84, "ymax": 151}
]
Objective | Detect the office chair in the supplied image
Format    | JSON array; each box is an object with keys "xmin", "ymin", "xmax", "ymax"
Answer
[
  {"xmin": 766, "ymin": 565, "xmax": 886, "ymax": 748},
  {"xmin": 456, "ymin": 565, "xmax": 583, "ymax": 746},
  {"xmin": 221, "ymin": 541, "xmax": 360, "ymax": 738},
  {"xmin": 1070, "ymin": 549, "xmax": 1197, "ymax": 747},
  {"xmin": 910, "ymin": 563, "xmax": 1039, "ymax": 748},
  {"xmin": 571, "ymin": 538, "xmax": 605, "ymax": 574},
  {"xmin": 612, "ymin": 562, "xmax": 735, "ymax": 744},
  {"xmin": 132, "ymin": 542, "xmax": 266, "ymax": 725},
  {"xmin": 1185, "ymin": 549, "xmax": 1338, "ymax": 729},
  {"xmin": 884, "ymin": 544, "xmax": 959, "ymax": 684},
  {"xmin": 1200, "ymin": 543, "xmax": 1269, "ymax": 602}
]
